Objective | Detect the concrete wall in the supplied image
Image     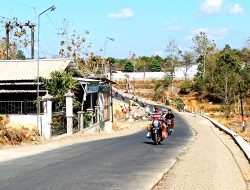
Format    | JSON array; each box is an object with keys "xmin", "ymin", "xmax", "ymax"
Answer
[
  {"xmin": 112, "ymin": 65, "xmax": 198, "ymax": 81},
  {"xmin": 8, "ymin": 114, "xmax": 37, "ymax": 126}
]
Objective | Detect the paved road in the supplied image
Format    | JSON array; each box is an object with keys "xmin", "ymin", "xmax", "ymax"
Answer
[
  {"xmin": 113, "ymin": 92, "xmax": 167, "ymax": 112},
  {"xmin": 0, "ymin": 101, "xmax": 192, "ymax": 190}
]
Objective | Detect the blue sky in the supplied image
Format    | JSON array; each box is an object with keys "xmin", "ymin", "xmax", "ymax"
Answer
[{"xmin": 0, "ymin": 0, "xmax": 249, "ymax": 58}]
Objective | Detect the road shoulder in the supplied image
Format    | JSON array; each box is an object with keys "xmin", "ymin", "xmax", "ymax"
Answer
[{"xmin": 153, "ymin": 112, "xmax": 250, "ymax": 190}]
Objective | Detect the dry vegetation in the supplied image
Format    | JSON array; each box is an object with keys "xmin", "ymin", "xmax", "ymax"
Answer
[
  {"xmin": 115, "ymin": 79, "xmax": 250, "ymax": 142},
  {"xmin": 181, "ymin": 94, "xmax": 250, "ymax": 142},
  {"xmin": 0, "ymin": 115, "xmax": 41, "ymax": 148}
]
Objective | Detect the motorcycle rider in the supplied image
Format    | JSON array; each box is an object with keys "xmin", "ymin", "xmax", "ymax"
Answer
[
  {"xmin": 150, "ymin": 106, "xmax": 162, "ymax": 120},
  {"xmin": 165, "ymin": 109, "xmax": 175, "ymax": 132},
  {"xmin": 146, "ymin": 106, "xmax": 167, "ymax": 138}
]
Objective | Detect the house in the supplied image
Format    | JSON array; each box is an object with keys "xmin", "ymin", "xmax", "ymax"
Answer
[{"xmin": 0, "ymin": 59, "xmax": 112, "ymax": 130}]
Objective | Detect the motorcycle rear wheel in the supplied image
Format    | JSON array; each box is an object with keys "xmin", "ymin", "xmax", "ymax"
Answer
[{"xmin": 154, "ymin": 133, "xmax": 159, "ymax": 145}]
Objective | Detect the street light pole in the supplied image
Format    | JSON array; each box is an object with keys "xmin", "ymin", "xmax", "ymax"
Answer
[
  {"xmin": 102, "ymin": 37, "xmax": 114, "ymax": 123},
  {"xmin": 37, "ymin": 5, "xmax": 56, "ymax": 130},
  {"xmin": 102, "ymin": 37, "xmax": 114, "ymax": 75}
]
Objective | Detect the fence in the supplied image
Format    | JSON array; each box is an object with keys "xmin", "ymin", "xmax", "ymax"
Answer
[
  {"xmin": 0, "ymin": 100, "xmax": 37, "ymax": 114},
  {"xmin": 51, "ymin": 111, "xmax": 67, "ymax": 136},
  {"xmin": 51, "ymin": 111, "xmax": 80, "ymax": 136},
  {"xmin": 111, "ymin": 65, "xmax": 198, "ymax": 81}
]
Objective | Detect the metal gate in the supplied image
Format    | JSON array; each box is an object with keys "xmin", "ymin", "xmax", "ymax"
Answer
[{"xmin": 51, "ymin": 111, "xmax": 67, "ymax": 136}]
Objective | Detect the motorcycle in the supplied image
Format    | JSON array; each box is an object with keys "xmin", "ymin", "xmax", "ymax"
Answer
[
  {"xmin": 141, "ymin": 102, "xmax": 146, "ymax": 107},
  {"xmin": 151, "ymin": 120, "xmax": 163, "ymax": 145},
  {"xmin": 115, "ymin": 92, "xmax": 118, "ymax": 97},
  {"xmin": 166, "ymin": 119, "xmax": 173, "ymax": 135}
]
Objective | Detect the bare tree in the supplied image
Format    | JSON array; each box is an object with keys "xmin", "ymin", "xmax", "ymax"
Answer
[
  {"xmin": 58, "ymin": 19, "xmax": 90, "ymax": 64},
  {"xmin": 166, "ymin": 39, "xmax": 180, "ymax": 96},
  {"xmin": 192, "ymin": 31, "xmax": 216, "ymax": 76},
  {"xmin": 181, "ymin": 52, "xmax": 195, "ymax": 80}
]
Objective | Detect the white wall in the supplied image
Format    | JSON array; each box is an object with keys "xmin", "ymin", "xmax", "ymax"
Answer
[
  {"xmin": 9, "ymin": 115, "xmax": 37, "ymax": 126},
  {"xmin": 112, "ymin": 65, "xmax": 198, "ymax": 81}
]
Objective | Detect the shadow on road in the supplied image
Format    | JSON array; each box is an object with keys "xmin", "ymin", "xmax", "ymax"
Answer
[{"xmin": 142, "ymin": 141, "xmax": 164, "ymax": 146}]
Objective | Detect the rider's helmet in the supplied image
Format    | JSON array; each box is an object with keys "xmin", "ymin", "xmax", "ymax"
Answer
[{"xmin": 154, "ymin": 106, "xmax": 159, "ymax": 112}]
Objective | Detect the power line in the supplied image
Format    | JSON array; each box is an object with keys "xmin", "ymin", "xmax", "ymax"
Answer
[
  {"xmin": 5, "ymin": 0, "xmax": 37, "ymax": 23},
  {"xmin": 113, "ymin": 39, "xmax": 153, "ymax": 54},
  {"xmin": 8, "ymin": 0, "xmax": 35, "ymax": 9},
  {"xmin": 46, "ymin": 15, "xmax": 60, "ymax": 33}
]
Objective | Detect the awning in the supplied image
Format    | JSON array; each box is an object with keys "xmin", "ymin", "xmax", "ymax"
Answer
[{"xmin": 90, "ymin": 77, "xmax": 116, "ymax": 84}]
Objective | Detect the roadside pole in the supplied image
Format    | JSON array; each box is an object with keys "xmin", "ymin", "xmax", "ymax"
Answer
[
  {"xmin": 110, "ymin": 61, "xmax": 114, "ymax": 122},
  {"xmin": 239, "ymin": 82, "xmax": 245, "ymax": 131}
]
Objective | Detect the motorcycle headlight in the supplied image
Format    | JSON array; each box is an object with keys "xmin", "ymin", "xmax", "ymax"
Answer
[{"xmin": 152, "ymin": 120, "xmax": 159, "ymax": 127}]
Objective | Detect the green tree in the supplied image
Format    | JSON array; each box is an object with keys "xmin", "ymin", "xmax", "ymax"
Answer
[
  {"xmin": 114, "ymin": 59, "xmax": 127, "ymax": 71},
  {"xmin": 134, "ymin": 64, "xmax": 144, "ymax": 71},
  {"xmin": 123, "ymin": 61, "xmax": 134, "ymax": 72},
  {"xmin": 39, "ymin": 71, "xmax": 80, "ymax": 111},
  {"xmin": 215, "ymin": 46, "xmax": 241, "ymax": 104},
  {"xmin": 15, "ymin": 50, "xmax": 26, "ymax": 60},
  {"xmin": 149, "ymin": 59, "xmax": 161, "ymax": 72}
]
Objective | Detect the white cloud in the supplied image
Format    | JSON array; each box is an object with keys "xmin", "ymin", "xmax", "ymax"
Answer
[
  {"xmin": 229, "ymin": 4, "xmax": 244, "ymax": 14},
  {"xmin": 108, "ymin": 8, "xmax": 133, "ymax": 19},
  {"xmin": 165, "ymin": 22, "xmax": 182, "ymax": 31},
  {"xmin": 187, "ymin": 27, "xmax": 229, "ymax": 40},
  {"xmin": 200, "ymin": 0, "xmax": 224, "ymax": 14}
]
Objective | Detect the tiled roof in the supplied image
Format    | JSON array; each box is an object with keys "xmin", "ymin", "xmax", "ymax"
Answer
[{"xmin": 0, "ymin": 59, "xmax": 71, "ymax": 81}]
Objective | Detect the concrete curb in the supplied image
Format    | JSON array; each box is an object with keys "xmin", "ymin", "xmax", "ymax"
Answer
[{"xmin": 202, "ymin": 114, "xmax": 250, "ymax": 163}]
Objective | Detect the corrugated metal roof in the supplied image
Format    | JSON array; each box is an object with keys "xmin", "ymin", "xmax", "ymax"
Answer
[
  {"xmin": 0, "ymin": 90, "xmax": 47, "ymax": 93},
  {"xmin": 0, "ymin": 59, "xmax": 71, "ymax": 81},
  {"xmin": 73, "ymin": 77, "xmax": 100, "ymax": 83}
]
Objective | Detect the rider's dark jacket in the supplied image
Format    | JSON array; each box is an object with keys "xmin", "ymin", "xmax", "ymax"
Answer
[{"xmin": 165, "ymin": 113, "xmax": 175, "ymax": 120}]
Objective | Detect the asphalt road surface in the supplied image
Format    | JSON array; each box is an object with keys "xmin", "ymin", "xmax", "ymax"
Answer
[
  {"xmin": 113, "ymin": 92, "xmax": 166, "ymax": 112},
  {"xmin": 0, "ymin": 100, "xmax": 192, "ymax": 190}
]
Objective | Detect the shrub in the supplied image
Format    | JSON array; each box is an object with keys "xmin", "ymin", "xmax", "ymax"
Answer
[
  {"xmin": 84, "ymin": 111, "xmax": 93, "ymax": 128},
  {"xmin": 181, "ymin": 80, "xmax": 192, "ymax": 89},
  {"xmin": 154, "ymin": 81, "xmax": 162, "ymax": 91},
  {"xmin": 0, "ymin": 115, "xmax": 10, "ymax": 129},
  {"xmin": 207, "ymin": 107, "xmax": 221, "ymax": 112},
  {"xmin": 180, "ymin": 80, "xmax": 192, "ymax": 94}
]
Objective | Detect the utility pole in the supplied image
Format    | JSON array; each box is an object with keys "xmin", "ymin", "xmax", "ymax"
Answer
[
  {"xmin": 5, "ymin": 19, "xmax": 35, "ymax": 60},
  {"xmin": 109, "ymin": 60, "xmax": 114, "ymax": 122},
  {"xmin": 31, "ymin": 25, "xmax": 35, "ymax": 59},
  {"xmin": 5, "ymin": 22, "xmax": 12, "ymax": 60},
  {"xmin": 25, "ymin": 21, "xmax": 35, "ymax": 59}
]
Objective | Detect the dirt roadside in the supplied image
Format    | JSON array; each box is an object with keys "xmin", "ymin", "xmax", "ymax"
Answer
[{"xmin": 153, "ymin": 112, "xmax": 250, "ymax": 190}]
